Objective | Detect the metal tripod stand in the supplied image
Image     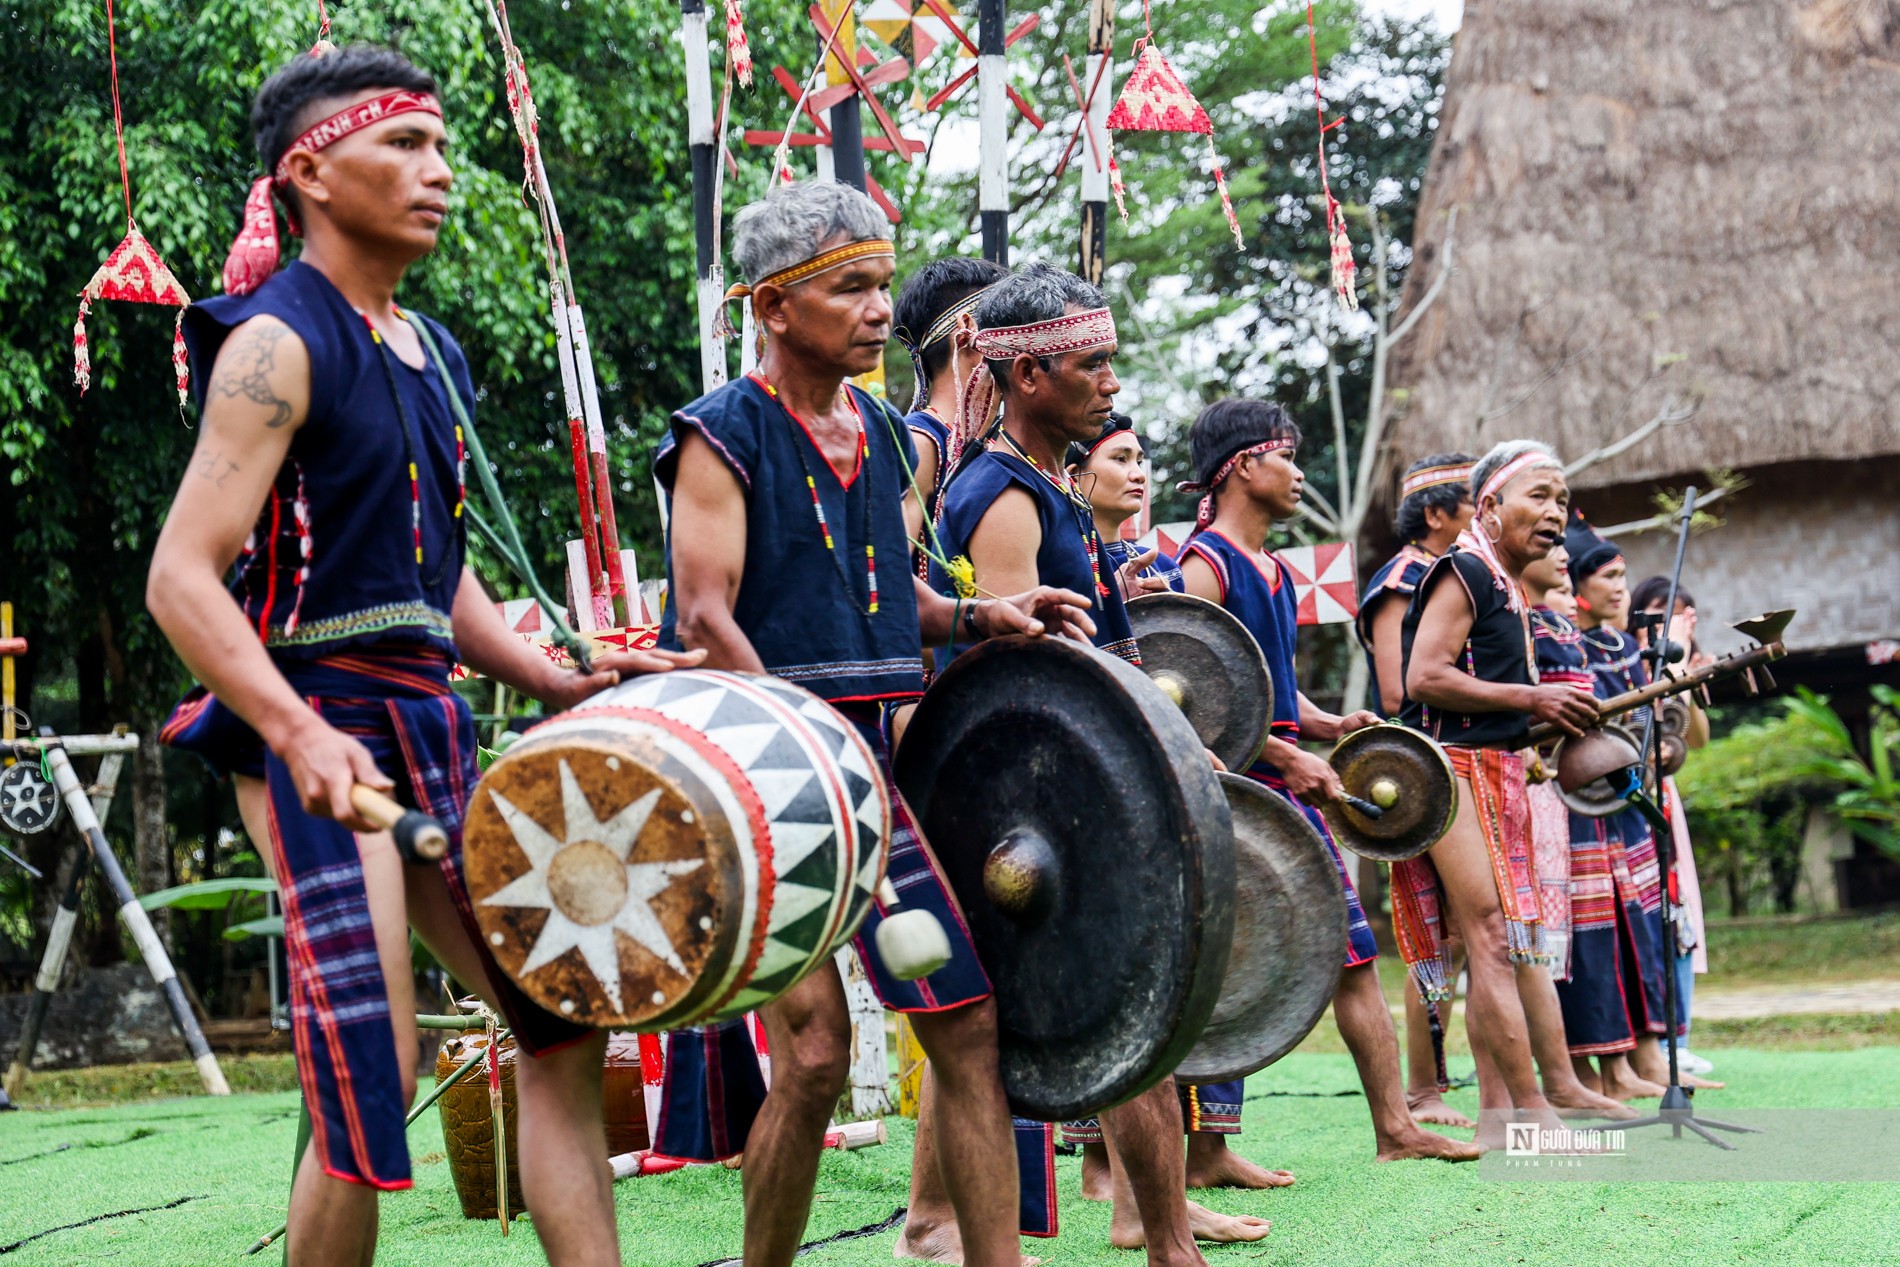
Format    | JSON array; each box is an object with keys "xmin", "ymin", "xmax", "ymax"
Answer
[{"xmin": 1610, "ymin": 485, "xmax": 1757, "ymax": 1150}]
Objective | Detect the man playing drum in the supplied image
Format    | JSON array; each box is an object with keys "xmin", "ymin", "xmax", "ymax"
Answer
[
  {"xmin": 1398, "ymin": 441, "xmax": 1605, "ymax": 1144},
  {"xmin": 1175, "ymin": 399, "xmax": 1478, "ymax": 1166},
  {"xmin": 656, "ymin": 182, "xmax": 1095, "ymax": 1267},
  {"xmin": 930, "ymin": 265, "xmax": 1272, "ymax": 1263},
  {"xmin": 147, "ymin": 47, "xmax": 701, "ymax": 1265}
]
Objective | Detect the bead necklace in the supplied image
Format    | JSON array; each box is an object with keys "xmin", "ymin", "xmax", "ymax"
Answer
[
  {"xmin": 361, "ymin": 309, "xmax": 466, "ymax": 587},
  {"xmin": 754, "ymin": 374, "xmax": 880, "ymax": 616},
  {"xmin": 998, "ymin": 427, "xmax": 1110, "ymax": 602}
]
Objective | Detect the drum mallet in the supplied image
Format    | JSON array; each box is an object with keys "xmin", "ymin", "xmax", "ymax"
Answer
[
  {"xmin": 350, "ymin": 785, "xmax": 450, "ymax": 864},
  {"xmin": 875, "ymin": 878, "xmax": 952, "ymax": 981}
]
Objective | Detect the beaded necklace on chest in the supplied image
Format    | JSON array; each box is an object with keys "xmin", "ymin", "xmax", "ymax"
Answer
[
  {"xmin": 1580, "ymin": 625, "xmax": 1640, "ymax": 685},
  {"xmin": 998, "ymin": 428, "xmax": 1110, "ymax": 602},
  {"xmin": 755, "ymin": 375, "xmax": 880, "ymax": 617},
  {"xmin": 359, "ymin": 309, "xmax": 466, "ymax": 587}
]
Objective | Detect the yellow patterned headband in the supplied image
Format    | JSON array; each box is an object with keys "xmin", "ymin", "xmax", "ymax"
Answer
[
  {"xmin": 723, "ymin": 238, "xmax": 896, "ymax": 307},
  {"xmin": 1400, "ymin": 462, "xmax": 1474, "ymax": 500}
]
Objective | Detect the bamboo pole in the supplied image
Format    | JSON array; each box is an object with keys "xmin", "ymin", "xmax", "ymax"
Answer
[
  {"xmin": 681, "ymin": 0, "xmax": 728, "ymax": 396},
  {"xmin": 41, "ymin": 741, "xmax": 228, "ymax": 1095},
  {"xmin": 978, "ymin": 0, "xmax": 1009, "ymax": 264},
  {"xmin": 1078, "ymin": 0, "xmax": 1113, "ymax": 284}
]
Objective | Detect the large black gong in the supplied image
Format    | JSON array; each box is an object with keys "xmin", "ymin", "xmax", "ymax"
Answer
[{"xmin": 893, "ymin": 636, "xmax": 1235, "ymax": 1121}]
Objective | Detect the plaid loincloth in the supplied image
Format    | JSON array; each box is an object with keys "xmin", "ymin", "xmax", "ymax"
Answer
[
  {"xmin": 162, "ymin": 648, "xmax": 586, "ymax": 1189},
  {"xmin": 1391, "ymin": 746, "xmax": 1542, "ymax": 1004}
]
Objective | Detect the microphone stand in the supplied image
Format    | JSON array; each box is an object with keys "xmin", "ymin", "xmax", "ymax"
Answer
[{"xmin": 1615, "ymin": 486, "xmax": 1758, "ymax": 1148}]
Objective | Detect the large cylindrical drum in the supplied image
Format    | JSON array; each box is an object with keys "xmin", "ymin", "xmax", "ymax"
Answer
[{"xmin": 463, "ymin": 670, "xmax": 890, "ymax": 1029}]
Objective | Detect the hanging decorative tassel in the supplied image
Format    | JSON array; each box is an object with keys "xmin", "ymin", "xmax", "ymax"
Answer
[
  {"xmin": 725, "ymin": 0, "xmax": 754, "ymax": 88},
  {"xmin": 1307, "ymin": 0, "xmax": 1356, "ymax": 311},
  {"xmin": 76, "ymin": 0, "xmax": 194, "ymax": 410},
  {"xmin": 1105, "ymin": 19, "xmax": 1241, "ymax": 245},
  {"xmin": 1208, "ymin": 138, "xmax": 1242, "ymax": 249},
  {"xmin": 171, "ymin": 311, "xmax": 189, "ymax": 409},
  {"xmin": 311, "ymin": 0, "xmax": 336, "ymax": 55},
  {"xmin": 1328, "ymin": 198, "xmax": 1358, "ymax": 311},
  {"xmin": 73, "ymin": 296, "xmax": 94, "ymax": 395}
]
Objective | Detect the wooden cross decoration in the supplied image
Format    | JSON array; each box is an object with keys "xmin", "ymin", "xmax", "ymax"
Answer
[
  {"xmin": 913, "ymin": 0, "xmax": 1044, "ymax": 128},
  {"xmin": 739, "ymin": 63, "xmax": 925, "ymax": 222}
]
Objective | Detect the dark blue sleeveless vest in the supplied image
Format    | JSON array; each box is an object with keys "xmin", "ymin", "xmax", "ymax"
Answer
[
  {"xmin": 929, "ymin": 449, "xmax": 1139, "ymax": 664},
  {"xmin": 1180, "ymin": 531, "xmax": 1301, "ymax": 773},
  {"xmin": 180, "ymin": 260, "xmax": 472, "ymax": 659},
  {"xmin": 904, "ymin": 408, "xmax": 950, "ymax": 470},
  {"xmin": 1355, "ymin": 543, "xmax": 1437, "ymax": 717},
  {"xmin": 653, "ymin": 375, "xmax": 925, "ymax": 703}
]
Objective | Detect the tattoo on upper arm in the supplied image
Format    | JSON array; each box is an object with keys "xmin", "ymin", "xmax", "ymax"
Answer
[
  {"xmin": 192, "ymin": 449, "xmax": 240, "ymax": 487},
  {"xmin": 210, "ymin": 324, "xmax": 295, "ymax": 428}
]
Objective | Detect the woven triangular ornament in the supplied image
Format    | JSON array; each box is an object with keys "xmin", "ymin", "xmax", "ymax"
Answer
[
  {"xmin": 1106, "ymin": 42, "xmax": 1242, "ymax": 247},
  {"xmin": 73, "ymin": 227, "xmax": 192, "ymax": 408},
  {"xmin": 1106, "ymin": 44, "xmax": 1210, "ymax": 135}
]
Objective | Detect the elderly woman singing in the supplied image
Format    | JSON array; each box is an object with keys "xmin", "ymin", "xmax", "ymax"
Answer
[{"xmin": 1395, "ymin": 441, "xmax": 1603, "ymax": 1143}]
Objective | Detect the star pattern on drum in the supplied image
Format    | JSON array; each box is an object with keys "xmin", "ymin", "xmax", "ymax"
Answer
[
  {"xmin": 626, "ymin": 672, "xmax": 890, "ymax": 1009},
  {"xmin": 481, "ymin": 759, "xmax": 702, "ymax": 1013}
]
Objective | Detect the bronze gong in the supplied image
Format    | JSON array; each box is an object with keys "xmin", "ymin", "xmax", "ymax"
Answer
[
  {"xmin": 1554, "ymin": 721, "xmax": 1644, "ymax": 818},
  {"xmin": 1320, "ymin": 723, "xmax": 1458, "ymax": 862},
  {"xmin": 893, "ymin": 635, "xmax": 1236, "ymax": 1121},
  {"xmin": 1125, "ymin": 592, "xmax": 1273, "ymax": 771},
  {"xmin": 1174, "ymin": 774, "xmax": 1345, "ymax": 1084}
]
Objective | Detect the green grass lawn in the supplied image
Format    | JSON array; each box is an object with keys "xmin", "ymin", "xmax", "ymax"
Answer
[
  {"xmin": 1699, "ymin": 910, "xmax": 1900, "ymax": 987},
  {"xmin": 7, "ymin": 1046, "xmax": 1900, "ymax": 1266}
]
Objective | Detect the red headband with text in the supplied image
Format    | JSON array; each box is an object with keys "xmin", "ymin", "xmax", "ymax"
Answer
[{"xmin": 223, "ymin": 90, "xmax": 444, "ymax": 297}]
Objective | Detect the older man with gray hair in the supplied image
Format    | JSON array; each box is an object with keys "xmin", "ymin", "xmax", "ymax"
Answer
[{"xmin": 653, "ymin": 180, "xmax": 1095, "ymax": 1267}]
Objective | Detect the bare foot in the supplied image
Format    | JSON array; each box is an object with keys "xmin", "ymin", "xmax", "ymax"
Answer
[
  {"xmin": 1108, "ymin": 1200, "xmax": 1271, "ymax": 1251},
  {"xmin": 893, "ymin": 1221, "xmax": 1040, "ymax": 1267},
  {"xmin": 1079, "ymin": 1142, "xmax": 1114, "ymax": 1201},
  {"xmin": 1571, "ymin": 1057, "xmax": 1604, "ymax": 1095},
  {"xmin": 1376, "ymin": 1129, "xmax": 1481, "ymax": 1163},
  {"xmin": 1600, "ymin": 1069, "xmax": 1666, "ymax": 1101},
  {"xmin": 1543, "ymin": 1084, "xmax": 1641, "ymax": 1120},
  {"xmin": 1406, "ymin": 1088, "xmax": 1475, "ymax": 1129},
  {"xmin": 1184, "ymin": 1138, "xmax": 1294, "ymax": 1189},
  {"xmin": 1680, "ymin": 1072, "xmax": 1726, "ymax": 1090}
]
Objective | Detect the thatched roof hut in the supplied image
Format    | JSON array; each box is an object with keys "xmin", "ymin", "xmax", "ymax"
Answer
[{"xmin": 1374, "ymin": 0, "xmax": 1900, "ymax": 676}]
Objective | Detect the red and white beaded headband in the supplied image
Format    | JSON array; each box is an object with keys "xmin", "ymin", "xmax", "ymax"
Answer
[
  {"xmin": 952, "ymin": 307, "xmax": 1119, "ymax": 463},
  {"xmin": 1476, "ymin": 450, "xmax": 1560, "ymax": 506},
  {"xmin": 222, "ymin": 90, "xmax": 444, "ymax": 297},
  {"xmin": 971, "ymin": 306, "xmax": 1118, "ymax": 361},
  {"xmin": 1400, "ymin": 461, "xmax": 1473, "ymax": 500}
]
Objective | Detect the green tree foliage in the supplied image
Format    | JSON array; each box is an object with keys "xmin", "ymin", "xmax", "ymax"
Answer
[
  {"xmin": 1787, "ymin": 685, "xmax": 1900, "ymax": 857},
  {"xmin": 1676, "ymin": 699, "xmax": 1852, "ymax": 914}
]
